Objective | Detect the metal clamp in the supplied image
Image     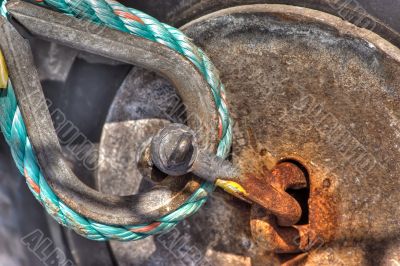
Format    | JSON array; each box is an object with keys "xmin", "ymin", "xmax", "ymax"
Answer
[{"xmin": 1, "ymin": 1, "xmax": 219, "ymax": 225}]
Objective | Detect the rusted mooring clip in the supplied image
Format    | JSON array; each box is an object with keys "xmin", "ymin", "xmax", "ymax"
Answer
[
  {"xmin": 5, "ymin": 0, "xmax": 308, "ymax": 244},
  {"xmin": 151, "ymin": 124, "xmax": 307, "ymax": 227}
]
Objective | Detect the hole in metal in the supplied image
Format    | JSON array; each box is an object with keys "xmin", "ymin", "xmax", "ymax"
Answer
[{"xmin": 279, "ymin": 158, "xmax": 310, "ymax": 226}]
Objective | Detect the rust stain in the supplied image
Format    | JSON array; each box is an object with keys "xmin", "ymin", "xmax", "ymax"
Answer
[
  {"xmin": 308, "ymin": 179, "xmax": 338, "ymax": 243},
  {"xmin": 247, "ymin": 150, "xmax": 339, "ymax": 259},
  {"xmin": 236, "ymin": 142, "xmax": 277, "ymax": 177},
  {"xmin": 240, "ymin": 163, "xmax": 307, "ymax": 226},
  {"xmin": 281, "ymin": 253, "xmax": 309, "ymax": 266}
]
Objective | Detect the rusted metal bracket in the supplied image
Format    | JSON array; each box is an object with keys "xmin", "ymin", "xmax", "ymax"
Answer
[{"xmin": 3, "ymin": 0, "xmax": 219, "ymax": 225}]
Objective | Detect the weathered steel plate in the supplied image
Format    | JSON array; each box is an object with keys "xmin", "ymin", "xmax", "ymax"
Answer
[
  {"xmin": 183, "ymin": 5, "xmax": 400, "ymax": 265},
  {"xmin": 98, "ymin": 4, "xmax": 400, "ymax": 265}
]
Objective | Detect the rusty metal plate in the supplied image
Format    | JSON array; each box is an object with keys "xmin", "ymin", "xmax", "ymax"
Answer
[
  {"xmin": 98, "ymin": 4, "xmax": 400, "ymax": 266},
  {"xmin": 181, "ymin": 4, "xmax": 400, "ymax": 265}
]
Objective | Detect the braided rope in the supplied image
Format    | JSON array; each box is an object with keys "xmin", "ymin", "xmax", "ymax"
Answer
[{"xmin": 0, "ymin": 0, "xmax": 232, "ymax": 240}]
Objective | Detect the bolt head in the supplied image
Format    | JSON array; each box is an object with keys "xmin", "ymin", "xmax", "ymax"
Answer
[{"xmin": 151, "ymin": 124, "xmax": 198, "ymax": 176}]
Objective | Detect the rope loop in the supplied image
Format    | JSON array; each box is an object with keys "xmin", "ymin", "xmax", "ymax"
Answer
[{"xmin": 0, "ymin": 0, "xmax": 232, "ymax": 240}]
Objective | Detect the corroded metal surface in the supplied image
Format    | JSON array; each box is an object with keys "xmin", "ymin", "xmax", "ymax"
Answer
[
  {"xmin": 251, "ymin": 205, "xmax": 312, "ymax": 253},
  {"xmin": 238, "ymin": 162, "xmax": 307, "ymax": 227},
  {"xmin": 97, "ymin": 4, "xmax": 400, "ymax": 265},
  {"xmin": 182, "ymin": 5, "xmax": 400, "ymax": 264}
]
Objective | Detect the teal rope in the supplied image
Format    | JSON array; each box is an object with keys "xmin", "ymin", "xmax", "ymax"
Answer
[
  {"xmin": 0, "ymin": 0, "xmax": 6, "ymax": 16},
  {"xmin": 0, "ymin": 0, "xmax": 232, "ymax": 240}
]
